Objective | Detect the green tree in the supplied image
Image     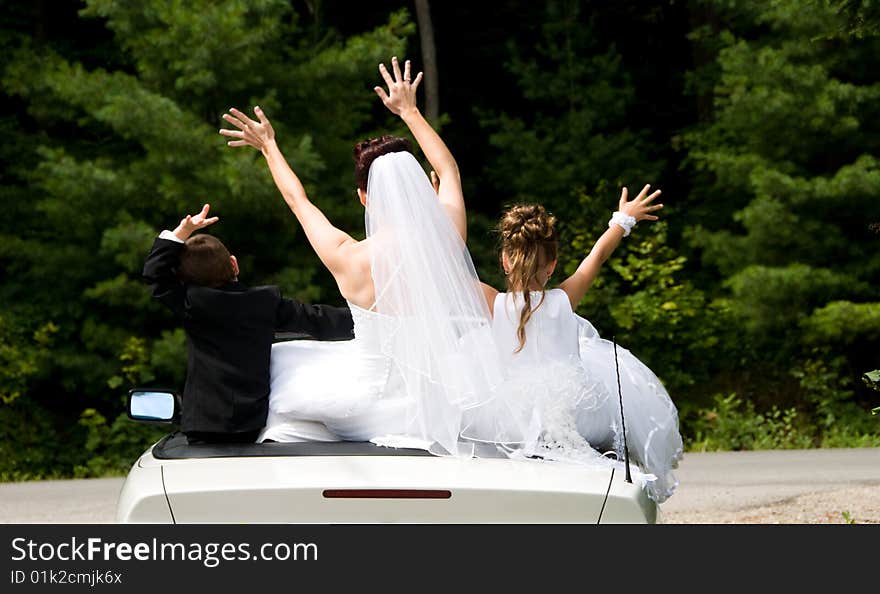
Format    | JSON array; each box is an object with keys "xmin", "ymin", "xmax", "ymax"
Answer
[
  {"xmin": 477, "ymin": 0, "xmax": 662, "ymax": 314},
  {"xmin": 480, "ymin": 0, "xmax": 660, "ymax": 219},
  {"xmin": 0, "ymin": 0, "xmax": 411, "ymax": 477},
  {"xmin": 827, "ymin": 0, "xmax": 880, "ymax": 38},
  {"xmin": 685, "ymin": 0, "xmax": 880, "ymax": 418}
]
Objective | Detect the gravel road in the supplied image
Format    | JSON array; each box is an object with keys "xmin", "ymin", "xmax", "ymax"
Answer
[
  {"xmin": 659, "ymin": 447, "xmax": 880, "ymax": 524},
  {"xmin": 1, "ymin": 448, "xmax": 878, "ymax": 523}
]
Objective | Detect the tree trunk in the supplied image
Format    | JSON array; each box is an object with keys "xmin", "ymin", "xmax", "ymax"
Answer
[
  {"xmin": 31, "ymin": 0, "xmax": 47, "ymax": 43},
  {"xmin": 414, "ymin": 0, "xmax": 439, "ymax": 125}
]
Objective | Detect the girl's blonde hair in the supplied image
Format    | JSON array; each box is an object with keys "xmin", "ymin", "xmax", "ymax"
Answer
[{"xmin": 498, "ymin": 204, "xmax": 559, "ymax": 353}]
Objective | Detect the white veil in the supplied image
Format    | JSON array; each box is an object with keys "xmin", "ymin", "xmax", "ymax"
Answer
[{"xmin": 365, "ymin": 151, "xmax": 507, "ymax": 456}]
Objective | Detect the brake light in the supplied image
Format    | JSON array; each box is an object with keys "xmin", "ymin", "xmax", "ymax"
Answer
[{"xmin": 322, "ymin": 489, "xmax": 451, "ymax": 499}]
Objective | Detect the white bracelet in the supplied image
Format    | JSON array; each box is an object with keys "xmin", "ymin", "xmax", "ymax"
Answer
[{"xmin": 609, "ymin": 211, "xmax": 637, "ymax": 237}]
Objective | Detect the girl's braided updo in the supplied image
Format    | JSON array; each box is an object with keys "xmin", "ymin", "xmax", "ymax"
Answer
[{"xmin": 498, "ymin": 204, "xmax": 558, "ymax": 353}]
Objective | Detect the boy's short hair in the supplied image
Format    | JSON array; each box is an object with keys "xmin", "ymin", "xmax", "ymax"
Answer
[{"xmin": 178, "ymin": 234, "xmax": 235, "ymax": 288}]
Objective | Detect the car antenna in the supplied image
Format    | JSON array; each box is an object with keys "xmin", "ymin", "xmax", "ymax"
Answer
[{"xmin": 612, "ymin": 336, "xmax": 632, "ymax": 484}]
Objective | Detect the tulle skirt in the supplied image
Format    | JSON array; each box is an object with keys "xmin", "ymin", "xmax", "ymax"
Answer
[
  {"xmin": 574, "ymin": 316, "xmax": 684, "ymax": 503},
  {"xmin": 459, "ymin": 316, "xmax": 682, "ymax": 503}
]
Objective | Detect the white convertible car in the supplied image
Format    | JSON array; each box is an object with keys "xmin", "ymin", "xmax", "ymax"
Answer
[{"xmin": 116, "ymin": 389, "xmax": 658, "ymax": 524}]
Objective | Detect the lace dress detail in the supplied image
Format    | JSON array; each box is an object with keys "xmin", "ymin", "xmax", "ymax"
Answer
[{"xmin": 488, "ymin": 289, "xmax": 683, "ymax": 503}]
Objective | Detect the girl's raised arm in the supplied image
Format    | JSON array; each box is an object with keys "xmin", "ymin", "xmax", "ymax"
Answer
[
  {"xmin": 220, "ymin": 107, "xmax": 357, "ymax": 278},
  {"xmin": 374, "ymin": 57, "xmax": 467, "ymax": 242},
  {"xmin": 559, "ymin": 185, "xmax": 663, "ymax": 309}
]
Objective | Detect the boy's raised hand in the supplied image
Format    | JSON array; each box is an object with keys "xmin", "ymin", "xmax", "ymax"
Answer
[
  {"xmin": 619, "ymin": 184, "xmax": 664, "ymax": 222},
  {"xmin": 172, "ymin": 203, "xmax": 220, "ymax": 241}
]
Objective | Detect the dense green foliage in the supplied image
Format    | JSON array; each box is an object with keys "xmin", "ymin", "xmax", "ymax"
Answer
[
  {"xmin": 1, "ymin": 0, "xmax": 878, "ymax": 480},
  {"xmin": 680, "ymin": 0, "xmax": 880, "ymax": 443},
  {"xmin": 0, "ymin": 0, "xmax": 410, "ymax": 479}
]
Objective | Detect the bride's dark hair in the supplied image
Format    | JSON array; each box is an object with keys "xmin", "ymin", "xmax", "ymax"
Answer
[
  {"xmin": 499, "ymin": 204, "xmax": 559, "ymax": 353},
  {"xmin": 353, "ymin": 135, "xmax": 412, "ymax": 192}
]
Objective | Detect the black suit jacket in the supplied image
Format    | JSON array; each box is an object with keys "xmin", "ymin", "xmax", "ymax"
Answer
[{"xmin": 143, "ymin": 237, "xmax": 354, "ymax": 434}]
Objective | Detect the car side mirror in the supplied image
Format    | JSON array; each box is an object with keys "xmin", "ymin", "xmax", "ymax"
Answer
[{"xmin": 128, "ymin": 389, "xmax": 180, "ymax": 424}]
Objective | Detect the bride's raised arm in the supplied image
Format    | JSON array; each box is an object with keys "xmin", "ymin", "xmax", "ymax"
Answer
[
  {"xmin": 219, "ymin": 107, "xmax": 357, "ymax": 280},
  {"xmin": 374, "ymin": 57, "xmax": 467, "ymax": 242}
]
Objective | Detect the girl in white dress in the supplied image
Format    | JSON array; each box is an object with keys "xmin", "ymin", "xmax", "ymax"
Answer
[{"xmin": 475, "ymin": 195, "xmax": 683, "ymax": 503}]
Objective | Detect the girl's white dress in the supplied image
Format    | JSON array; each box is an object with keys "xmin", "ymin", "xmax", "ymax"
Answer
[{"xmin": 485, "ymin": 289, "xmax": 683, "ymax": 503}]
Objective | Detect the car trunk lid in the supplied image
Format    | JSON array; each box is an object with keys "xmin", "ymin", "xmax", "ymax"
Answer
[{"xmin": 160, "ymin": 455, "xmax": 614, "ymax": 523}]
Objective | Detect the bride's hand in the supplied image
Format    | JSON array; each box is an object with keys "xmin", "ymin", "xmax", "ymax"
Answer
[
  {"xmin": 220, "ymin": 106, "xmax": 275, "ymax": 151},
  {"xmin": 374, "ymin": 56, "xmax": 423, "ymax": 117},
  {"xmin": 619, "ymin": 184, "xmax": 664, "ymax": 222}
]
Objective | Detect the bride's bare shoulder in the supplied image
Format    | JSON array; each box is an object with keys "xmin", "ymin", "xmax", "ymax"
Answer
[
  {"xmin": 335, "ymin": 240, "xmax": 374, "ymax": 307},
  {"xmin": 333, "ymin": 236, "xmax": 368, "ymax": 263},
  {"xmin": 342, "ymin": 238, "xmax": 371, "ymax": 266}
]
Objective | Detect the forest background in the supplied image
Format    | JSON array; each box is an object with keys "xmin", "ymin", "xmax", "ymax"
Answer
[{"xmin": 1, "ymin": 0, "xmax": 879, "ymax": 479}]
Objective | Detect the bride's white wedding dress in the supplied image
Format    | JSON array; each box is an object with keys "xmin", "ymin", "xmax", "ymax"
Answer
[
  {"xmin": 261, "ymin": 298, "xmax": 497, "ymax": 452},
  {"xmin": 259, "ymin": 301, "xmax": 407, "ymax": 444},
  {"xmin": 260, "ymin": 150, "xmax": 502, "ymax": 456},
  {"xmin": 483, "ymin": 289, "xmax": 683, "ymax": 502}
]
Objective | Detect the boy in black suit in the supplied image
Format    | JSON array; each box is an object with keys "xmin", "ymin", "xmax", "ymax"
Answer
[{"xmin": 143, "ymin": 203, "xmax": 354, "ymax": 444}]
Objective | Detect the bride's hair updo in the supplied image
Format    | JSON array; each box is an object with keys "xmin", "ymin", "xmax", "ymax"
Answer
[
  {"xmin": 353, "ymin": 135, "xmax": 413, "ymax": 192},
  {"xmin": 499, "ymin": 204, "xmax": 559, "ymax": 353}
]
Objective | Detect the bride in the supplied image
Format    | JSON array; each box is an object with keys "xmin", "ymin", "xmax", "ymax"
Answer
[{"xmin": 220, "ymin": 57, "xmax": 505, "ymax": 456}]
